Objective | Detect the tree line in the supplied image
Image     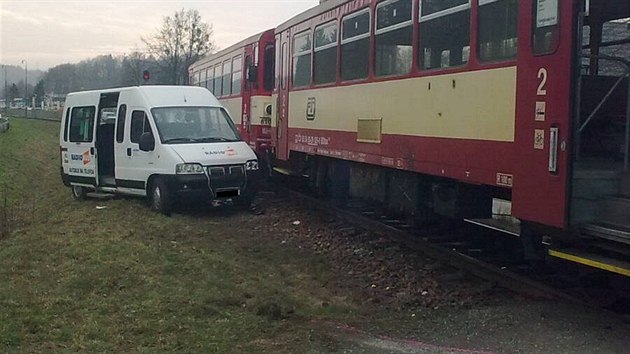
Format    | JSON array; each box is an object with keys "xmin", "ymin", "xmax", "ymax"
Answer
[{"xmin": 2, "ymin": 9, "xmax": 215, "ymax": 107}]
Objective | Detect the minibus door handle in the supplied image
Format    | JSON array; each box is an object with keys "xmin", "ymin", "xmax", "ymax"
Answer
[
  {"xmin": 90, "ymin": 147, "xmax": 94, "ymax": 155},
  {"xmin": 127, "ymin": 148, "xmax": 132, "ymax": 157}
]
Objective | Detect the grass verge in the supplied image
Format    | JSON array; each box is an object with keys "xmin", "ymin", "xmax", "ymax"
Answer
[{"xmin": 0, "ymin": 119, "xmax": 357, "ymax": 352}]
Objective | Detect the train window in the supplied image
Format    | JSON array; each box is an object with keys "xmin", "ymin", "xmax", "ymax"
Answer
[
  {"xmin": 314, "ymin": 21, "xmax": 338, "ymax": 85},
  {"xmin": 478, "ymin": 0, "xmax": 518, "ymax": 62},
  {"xmin": 214, "ymin": 65, "xmax": 222, "ymax": 96},
  {"xmin": 341, "ymin": 8, "xmax": 370, "ymax": 81},
  {"xmin": 222, "ymin": 60, "xmax": 232, "ymax": 96},
  {"xmin": 293, "ymin": 31, "xmax": 312, "ymax": 87},
  {"xmin": 205, "ymin": 68, "xmax": 211, "ymax": 90},
  {"xmin": 207, "ymin": 66, "xmax": 214, "ymax": 94},
  {"xmin": 419, "ymin": 0, "xmax": 471, "ymax": 70},
  {"xmin": 532, "ymin": 0, "xmax": 560, "ymax": 55},
  {"xmin": 197, "ymin": 71, "xmax": 203, "ymax": 87},
  {"xmin": 375, "ymin": 0, "xmax": 413, "ymax": 77},
  {"xmin": 190, "ymin": 71, "xmax": 198, "ymax": 86},
  {"xmin": 263, "ymin": 44, "xmax": 275, "ymax": 91},
  {"xmin": 421, "ymin": 0, "xmax": 468, "ymax": 16},
  {"xmin": 232, "ymin": 56, "xmax": 242, "ymax": 95}
]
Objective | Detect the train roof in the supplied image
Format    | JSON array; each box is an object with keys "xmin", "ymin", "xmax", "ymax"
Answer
[
  {"xmin": 191, "ymin": 29, "xmax": 274, "ymax": 69},
  {"xmin": 276, "ymin": 0, "xmax": 347, "ymax": 33},
  {"xmin": 276, "ymin": 0, "xmax": 630, "ymax": 32}
]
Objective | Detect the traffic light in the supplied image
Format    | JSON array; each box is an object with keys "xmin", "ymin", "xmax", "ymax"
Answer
[{"xmin": 142, "ymin": 70, "xmax": 150, "ymax": 81}]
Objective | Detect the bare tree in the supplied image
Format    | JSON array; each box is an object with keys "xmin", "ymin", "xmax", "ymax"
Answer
[{"xmin": 143, "ymin": 9, "xmax": 215, "ymax": 85}]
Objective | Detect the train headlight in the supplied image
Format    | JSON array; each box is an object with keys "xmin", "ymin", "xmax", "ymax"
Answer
[
  {"xmin": 176, "ymin": 163, "xmax": 204, "ymax": 174},
  {"xmin": 246, "ymin": 160, "xmax": 259, "ymax": 171}
]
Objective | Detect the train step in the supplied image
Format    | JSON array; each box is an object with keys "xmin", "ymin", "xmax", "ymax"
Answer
[
  {"xmin": 581, "ymin": 222, "xmax": 630, "ymax": 245},
  {"xmin": 548, "ymin": 248, "xmax": 630, "ymax": 277},
  {"xmin": 464, "ymin": 216, "xmax": 521, "ymax": 237}
]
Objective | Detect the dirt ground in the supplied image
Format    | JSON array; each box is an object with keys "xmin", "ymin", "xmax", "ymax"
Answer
[{"xmin": 249, "ymin": 191, "xmax": 630, "ymax": 354}]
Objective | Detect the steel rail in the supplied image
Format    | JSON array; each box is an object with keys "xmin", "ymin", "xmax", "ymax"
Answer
[{"xmin": 274, "ymin": 183, "xmax": 581, "ymax": 303}]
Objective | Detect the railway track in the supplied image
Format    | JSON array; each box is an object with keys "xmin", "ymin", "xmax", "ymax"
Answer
[{"xmin": 269, "ymin": 174, "xmax": 630, "ymax": 315}]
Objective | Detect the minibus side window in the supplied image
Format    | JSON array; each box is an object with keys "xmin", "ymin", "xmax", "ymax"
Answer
[
  {"xmin": 69, "ymin": 106, "xmax": 96, "ymax": 143},
  {"xmin": 116, "ymin": 104, "xmax": 126, "ymax": 143},
  {"xmin": 130, "ymin": 111, "xmax": 150, "ymax": 143},
  {"xmin": 63, "ymin": 108, "xmax": 71, "ymax": 142}
]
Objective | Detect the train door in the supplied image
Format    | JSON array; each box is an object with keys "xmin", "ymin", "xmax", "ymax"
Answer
[
  {"xmin": 275, "ymin": 30, "xmax": 291, "ymax": 161},
  {"xmin": 569, "ymin": 1, "xmax": 630, "ymax": 241},
  {"xmin": 512, "ymin": 0, "xmax": 575, "ymax": 229},
  {"xmin": 242, "ymin": 47, "xmax": 254, "ymax": 145}
]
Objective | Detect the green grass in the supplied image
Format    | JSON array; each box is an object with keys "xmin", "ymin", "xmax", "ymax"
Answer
[{"xmin": 0, "ymin": 119, "xmax": 357, "ymax": 352}]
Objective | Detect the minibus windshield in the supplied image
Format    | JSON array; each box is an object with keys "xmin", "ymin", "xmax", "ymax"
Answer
[{"xmin": 151, "ymin": 107, "xmax": 241, "ymax": 144}]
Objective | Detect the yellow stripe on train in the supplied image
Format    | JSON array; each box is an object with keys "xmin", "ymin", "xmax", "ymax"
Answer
[{"xmin": 548, "ymin": 249, "xmax": 630, "ymax": 277}]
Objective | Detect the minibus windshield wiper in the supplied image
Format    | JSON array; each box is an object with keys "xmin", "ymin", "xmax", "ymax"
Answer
[
  {"xmin": 162, "ymin": 137, "xmax": 196, "ymax": 144},
  {"xmin": 193, "ymin": 137, "xmax": 238, "ymax": 142}
]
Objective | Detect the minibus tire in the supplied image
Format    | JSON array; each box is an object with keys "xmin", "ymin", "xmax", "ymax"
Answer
[
  {"xmin": 149, "ymin": 178, "xmax": 172, "ymax": 216},
  {"xmin": 71, "ymin": 186, "xmax": 87, "ymax": 200}
]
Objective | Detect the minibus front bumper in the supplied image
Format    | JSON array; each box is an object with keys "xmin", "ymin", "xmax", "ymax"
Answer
[{"xmin": 171, "ymin": 164, "xmax": 258, "ymax": 200}]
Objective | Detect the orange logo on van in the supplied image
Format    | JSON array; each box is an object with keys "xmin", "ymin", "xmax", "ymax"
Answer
[
  {"xmin": 82, "ymin": 150, "xmax": 91, "ymax": 165},
  {"xmin": 226, "ymin": 148, "xmax": 237, "ymax": 156}
]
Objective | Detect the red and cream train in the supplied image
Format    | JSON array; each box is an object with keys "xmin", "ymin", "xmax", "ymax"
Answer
[{"xmin": 190, "ymin": 0, "xmax": 630, "ymax": 276}]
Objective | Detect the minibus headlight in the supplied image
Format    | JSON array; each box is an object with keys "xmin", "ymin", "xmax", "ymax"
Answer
[
  {"xmin": 245, "ymin": 160, "xmax": 259, "ymax": 171},
  {"xmin": 176, "ymin": 163, "xmax": 204, "ymax": 174}
]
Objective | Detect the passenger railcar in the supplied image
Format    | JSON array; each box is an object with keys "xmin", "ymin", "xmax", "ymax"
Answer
[
  {"xmin": 189, "ymin": 29, "xmax": 276, "ymax": 156},
  {"xmin": 269, "ymin": 0, "xmax": 630, "ymax": 275},
  {"xmin": 189, "ymin": 0, "xmax": 630, "ymax": 276}
]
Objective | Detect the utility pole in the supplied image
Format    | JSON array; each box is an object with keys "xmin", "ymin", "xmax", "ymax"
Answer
[
  {"xmin": 21, "ymin": 60, "xmax": 27, "ymax": 118},
  {"xmin": 2, "ymin": 65, "xmax": 6, "ymax": 114}
]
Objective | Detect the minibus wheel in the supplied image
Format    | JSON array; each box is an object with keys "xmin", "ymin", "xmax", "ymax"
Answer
[
  {"xmin": 149, "ymin": 178, "xmax": 172, "ymax": 216},
  {"xmin": 71, "ymin": 186, "xmax": 87, "ymax": 200}
]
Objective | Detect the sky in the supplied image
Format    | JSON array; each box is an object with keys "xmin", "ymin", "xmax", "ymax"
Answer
[{"xmin": 0, "ymin": 0, "xmax": 320, "ymax": 71}]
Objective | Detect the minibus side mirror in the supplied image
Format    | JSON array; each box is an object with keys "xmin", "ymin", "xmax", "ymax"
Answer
[
  {"xmin": 139, "ymin": 132, "xmax": 155, "ymax": 152},
  {"xmin": 247, "ymin": 64, "xmax": 258, "ymax": 83}
]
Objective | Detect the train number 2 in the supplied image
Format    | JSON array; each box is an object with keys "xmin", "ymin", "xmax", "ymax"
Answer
[{"xmin": 537, "ymin": 68, "xmax": 548, "ymax": 96}]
